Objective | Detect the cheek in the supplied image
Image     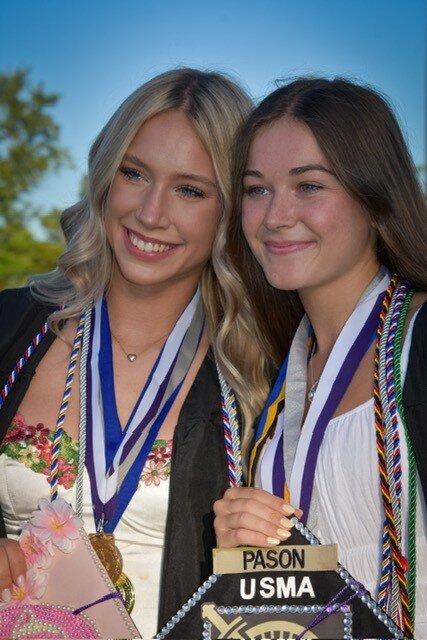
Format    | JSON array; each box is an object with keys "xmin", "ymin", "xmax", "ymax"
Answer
[
  {"xmin": 189, "ymin": 203, "xmax": 220, "ymax": 255},
  {"xmin": 241, "ymin": 205, "xmax": 260, "ymax": 249}
]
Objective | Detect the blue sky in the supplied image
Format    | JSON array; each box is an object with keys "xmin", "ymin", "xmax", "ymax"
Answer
[{"xmin": 1, "ymin": 0, "xmax": 425, "ymax": 219}]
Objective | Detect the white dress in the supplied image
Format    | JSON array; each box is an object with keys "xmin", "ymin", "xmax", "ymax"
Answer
[
  {"xmin": 256, "ymin": 312, "xmax": 427, "ymax": 637},
  {"xmin": 0, "ymin": 432, "xmax": 172, "ymax": 639}
]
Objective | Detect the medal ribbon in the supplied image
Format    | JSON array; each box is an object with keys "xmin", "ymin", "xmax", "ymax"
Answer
[
  {"xmin": 85, "ymin": 288, "xmax": 205, "ymax": 532},
  {"xmin": 251, "ymin": 270, "xmax": 391, "ymax": 524},
  {"xmin": 293, "ymin": 293, "xmax": 383, "ymax": 519}
]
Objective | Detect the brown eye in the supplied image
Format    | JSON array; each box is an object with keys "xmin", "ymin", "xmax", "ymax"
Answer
[{"xmin": 244, "ymin": 185, "xmax": 269, "ymax": 197}]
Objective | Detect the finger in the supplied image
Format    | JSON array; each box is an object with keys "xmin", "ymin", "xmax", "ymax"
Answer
[
  {"xmin": 217, "ymin": 526, "xmax": 284, "ymax": 548},
  {"xmin": 219, "ymin": 487, "xmax": 301, "ymax": 520},
  {"xmin": 226, "ymin": 511, "xmax": 293, "ymax": 542},
  {"xmin": 0, "ymin": 541, "xmax": 26, "ymax": 591},
  {"xmin": 223, "ymin": 487, "xmax": 290, "ymax": 512},
  {"xmin": 225, "ymin": 497, "xmax": 296, "ymax": 531}
]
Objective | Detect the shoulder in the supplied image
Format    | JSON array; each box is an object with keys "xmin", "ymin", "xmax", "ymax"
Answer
[
  {"xmin": 0, "ymin": 286, "xmax": 34, "ymax": 313},
  {"xmin": 407, "ymin": 292, "xmax": 427, "ymax": 345},
  {"xmin": 179, "ymin": 349, "xmax": 221, "ymax": 422},
  {"xmin": 0, "ymin": 287, "xmax": 53, "ymax": 362},
  {"xmin": 0, "ymin": 287, "xmax": 35, "ymax": 332},
  {"xmin": 403, "ymin": 292, "xmax": 427, "ymax": 403},
  {"xmin": 0, "ymin": 286, "xmax": 54, "ymax": 320}
]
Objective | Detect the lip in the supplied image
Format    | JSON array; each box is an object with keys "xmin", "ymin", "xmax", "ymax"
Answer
[
  {"xmin": 123, "ymin": 227, "xmax": 181, "ymax": 261},
  {"xmin": 264, "ymin": 240, "xmax": 316, "ymax": 255}
]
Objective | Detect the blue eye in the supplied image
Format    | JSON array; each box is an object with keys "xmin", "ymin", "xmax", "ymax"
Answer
[
  {"xmin": 177, "ymin": 185, "xmax": 206, "ymax": 199},
  {"xmin": 299, "ymin": 183, "xmax": 321, "ymax": 193},
  {"xmin": 119, "ymin": 166, "xmax": 144, "ymax": 182}
]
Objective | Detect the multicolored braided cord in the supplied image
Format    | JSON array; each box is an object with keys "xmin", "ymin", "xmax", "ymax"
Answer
[
  {"xmin": 393, "ymin": 286, "xmax": 417, "ymax": 629},
  {"xmin": 50, "ymin": 313, "xmax": 85, "ymax": 500},
  {"xmin": 0, "ymin": 323, "xmax": 49, "ymax": 409},
  {"xmin": 374, "ymin": 276, "xmax": 415, "ymax": 637},
  {"xmin": 216, "ymin": 365, "xmax": 243, "ymax": 487}
]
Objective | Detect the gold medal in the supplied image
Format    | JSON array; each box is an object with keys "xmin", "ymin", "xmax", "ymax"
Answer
[
  {"xmin": 89, "ymin": 533, "xmax": 135, "ymax": 613},
  {"xmin": 116, "ymin": 572, "xmax": 136, "ymax": 614},
  {"xmin": 89, "ymin": 532, "xmax": 123, "ymax": 584}
]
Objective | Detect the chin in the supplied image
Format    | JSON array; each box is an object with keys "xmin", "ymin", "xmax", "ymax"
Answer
[{"xmin": 264, "ymin": 270, "xmax": 307, "ymax": 292}]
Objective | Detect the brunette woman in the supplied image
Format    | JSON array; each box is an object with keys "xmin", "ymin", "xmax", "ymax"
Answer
[{"xmin": 214, "ymin": 78, "xmax": 427, "ymax": 637}]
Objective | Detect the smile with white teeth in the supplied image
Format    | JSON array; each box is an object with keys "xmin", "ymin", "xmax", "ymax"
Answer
[{"xmin": 128, "ymin": 231, "xmax": 173, "ymax": 253}]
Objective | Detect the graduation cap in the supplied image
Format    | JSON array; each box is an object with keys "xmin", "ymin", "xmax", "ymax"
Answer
[{"xmin": 155, "ymin": 519, "xmax": 404, "ymax": 639}]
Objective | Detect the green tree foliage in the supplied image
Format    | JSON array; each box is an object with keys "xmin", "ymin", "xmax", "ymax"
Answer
[{"xmin": 0, "ymin": 69, "xmax": 72, "ymax": 289}]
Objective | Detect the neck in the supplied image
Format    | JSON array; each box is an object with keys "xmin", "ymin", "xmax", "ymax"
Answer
[
  {"xmin": 105, "ymin": 276, "xmax": 201, "ymax": 348},
  {"xmin": 299, "ymin": 259, "xmax": 381, "ymax": 357}
]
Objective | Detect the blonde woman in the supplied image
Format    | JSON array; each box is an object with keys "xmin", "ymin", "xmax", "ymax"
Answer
[
  {"xmin": 0, "ymin": 68, "xmax": 251, "ymax": 638},
  {"xmin": 214, "ymin": 78, "xmax": 427, "ymax": 637}
]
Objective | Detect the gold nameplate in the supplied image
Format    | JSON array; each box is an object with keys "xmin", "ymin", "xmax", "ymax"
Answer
[{"xmin": 213, "ymin": 544, "xmax": 338, "ymax": 574}]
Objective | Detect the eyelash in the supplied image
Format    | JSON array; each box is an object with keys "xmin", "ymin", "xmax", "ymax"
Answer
[
  {"xmin": 299, "ymin": 183, "xmax": 322, "ymax": 193},
  {"xmin": 177, "ymin": 185, "xmax": 206, "ymax": 199},
  {"xmin": 244, "ymin": 185, "xmax": 269, "ymax": 197},
  {"xmin": 120, "ymin": 166, "xmax": 145, "ymax": 182},
  {"xmin": 119, "ymin": 167, "xmax": 206, "ymax": 199}
]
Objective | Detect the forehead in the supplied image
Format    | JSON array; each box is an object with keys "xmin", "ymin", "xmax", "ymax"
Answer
[
  {"xmin": 126, "ymin": 111, "xmax": 215, "ymax": 176},
  {"xmin": 247, "ymin": 117, "xmax": 327, "ymax": 169}
]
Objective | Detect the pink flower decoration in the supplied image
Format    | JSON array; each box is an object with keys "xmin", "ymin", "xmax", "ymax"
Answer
[
  {"xmin": 9, "ymin": 568, "xmax": 48, "ymax": 604},
  {"xmin": 12, "ymin": 413, "xmax": 27, "ymax": 429},
  {"xmin": 19, "ymin": 526, "xmax": 52, "ymax": 569},
  {"xmin": 141, "ymin": 459, "xmax": 169, "ymax": 487},
  {"xmin": 39, "ymin": 441, "xmax": 53, "ymax": 463},
  {"xmin": 30, "ymin": 498, "xmax": 82, "ymax": 553},
  {"xmin": 57, "ymin": 458, "xmax": 77, "ymax": 490},
  {"xmin": 4, "ymin": 414, "xmax": 32, "ymax": 442},
  {"xmin": 150, "ymin": 447, "xmax": 167, "ymax": 463}
]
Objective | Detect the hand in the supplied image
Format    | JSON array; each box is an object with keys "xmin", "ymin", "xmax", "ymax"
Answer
[
  {"xmin": 213, "ymin": 486, "xmax": 303, "ymax": 548},
  {"xmin": 0, "ymin": 538, "xmax": 27, "ymax": 601}
]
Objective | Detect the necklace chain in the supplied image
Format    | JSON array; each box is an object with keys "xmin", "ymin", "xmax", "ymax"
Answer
[
  {"xmin": 307, "ymin": 338, "xmax": 318, "ymax": 403},
  {"xmin": 110, "ymin": 332, "xmax": 138, "ymax": 362},
  {"xmin": 110, "ymin": 330, "xmax": 170, "ymax": 363}
]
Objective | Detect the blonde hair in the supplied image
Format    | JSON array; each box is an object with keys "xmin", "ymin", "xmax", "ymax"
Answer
[{"xmin": 30, "ymin": 68, "xmax": 252, "ymax": 343}]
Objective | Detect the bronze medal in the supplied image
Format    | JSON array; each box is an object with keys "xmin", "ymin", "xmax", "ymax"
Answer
[{"xmin": 89, "ymin": 532, "xmax": 123, "ymax": 584}]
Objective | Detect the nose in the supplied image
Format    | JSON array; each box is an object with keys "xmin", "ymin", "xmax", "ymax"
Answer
[
  {"xmin": 134, "ymin": 185, "xmax": 169, "ymax": 229},
  {"xmin": 263, "ymin": 190, "xmax": 298, "ymax": 231}
]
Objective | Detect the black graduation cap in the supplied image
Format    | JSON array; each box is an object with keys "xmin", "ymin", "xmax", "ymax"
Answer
[{"xmin": 155, "ymin": 521, "xmax": 404, "ymax": 639}]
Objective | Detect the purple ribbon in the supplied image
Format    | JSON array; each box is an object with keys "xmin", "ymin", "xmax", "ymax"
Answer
[{"xmin": 72, "ymin": 591, "xmax": 123, "ymax": 615}]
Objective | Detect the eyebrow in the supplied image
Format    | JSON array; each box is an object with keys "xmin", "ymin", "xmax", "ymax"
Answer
[
  {"xmin": 289, "ymin": 164, "xmax": 336, "ymax": 177},
  {"xmin": 122, "ymin": 154, "xmax": 217, "ymax": 189},
  {"xmin": 243, "ymin": 164, "xmax": 336, "ymax": 178}
]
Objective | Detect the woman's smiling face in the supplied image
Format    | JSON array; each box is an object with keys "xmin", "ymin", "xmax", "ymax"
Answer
[
  {"xmin": 105, "ymin": 110, "xmax": 220, "ymax": 294},
  {"xmin": 241, "ymin": 116, "xmax": 378, "ymax": 294}
]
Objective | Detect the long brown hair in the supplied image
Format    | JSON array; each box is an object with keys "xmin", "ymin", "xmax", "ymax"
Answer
[{"xmin": 215, "ymin": 77, "xmax": 427, "ymax": 454}]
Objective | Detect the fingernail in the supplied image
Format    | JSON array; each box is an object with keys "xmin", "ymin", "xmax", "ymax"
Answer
[
  {"xmin": 277, "ymin": 529, "xmax": 291, "ymax": 539},
  {"xmin": 266, "ymin": 537, "xmax": 280, "ymax": 546},
  {"xmin": 1, "ymin": 588, "xmax": 11, "ymax": 602},
  {"xmin": 280, "ymin": 518, "xmax": 292, "ymax": 528},
  {"xmin": 16, "ymin": 575, "xmax": 25, "ymax": 588},
  {"xmin": 295, "ymin": 508, "xmax": 303, "ymax": 519},
  {"xmin": 282, "ymin": 504, "xmax": 295, "ymax": 515}
]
